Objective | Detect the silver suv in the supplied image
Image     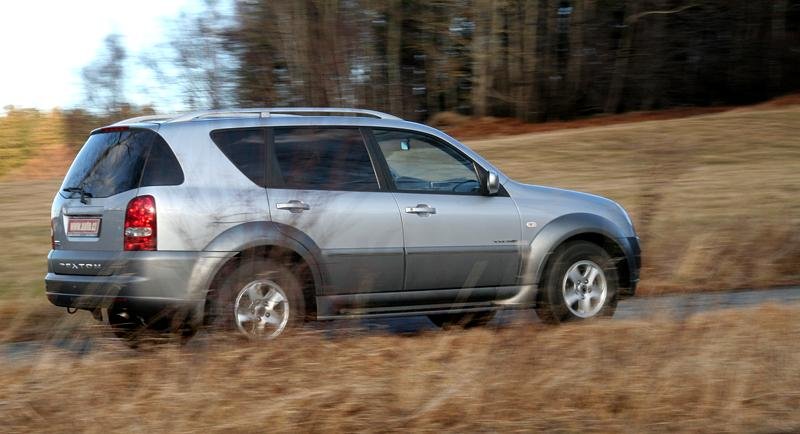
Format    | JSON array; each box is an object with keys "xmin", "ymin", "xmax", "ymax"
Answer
[{"xmin": 46, "ymin": 108, "xmax": 640, "ymax": 340}]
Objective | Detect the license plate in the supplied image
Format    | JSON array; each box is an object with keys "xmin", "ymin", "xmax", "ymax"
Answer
[{"xmin": 67, "ymin": 217, "xmax": 101, "ymax": 237}]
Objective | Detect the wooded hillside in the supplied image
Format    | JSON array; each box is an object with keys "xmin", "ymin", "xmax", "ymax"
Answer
[{"xmin": 225, "ymin": 0, "xmax": 800, "ymax": 121}]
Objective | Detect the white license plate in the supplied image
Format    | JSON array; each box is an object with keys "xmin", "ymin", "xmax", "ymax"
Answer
[{"xmin": 67, "ymin": 217, "xmax": 101, "ymax": 237}]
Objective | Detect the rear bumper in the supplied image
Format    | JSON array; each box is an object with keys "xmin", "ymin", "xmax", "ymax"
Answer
[
  {"xmin": 45, "ymin": 249, "xmax": 232, "ymax": 311},
  {"xmin": 45, "ymin": 274, "xmax": 201, "ymax": 311}
]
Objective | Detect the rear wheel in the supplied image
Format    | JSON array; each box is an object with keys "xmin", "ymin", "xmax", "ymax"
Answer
[
  {"xmin": 208, "ymin": 259, "xmax": 305, "ymax": 339},
  {"xmin": 428, "ymin": 311, "xmax": 496, "ymax": 329},
  {"xmin": 536, "ymin": 241, "xmax": 618, "ymax": 324}
]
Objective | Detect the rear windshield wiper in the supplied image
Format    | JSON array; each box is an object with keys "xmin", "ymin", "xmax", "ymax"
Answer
[{"xmin": 62, "ymin": 187, "xmax": 93, "ymax": 204}]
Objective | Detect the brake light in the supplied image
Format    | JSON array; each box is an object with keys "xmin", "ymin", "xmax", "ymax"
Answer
[
  {"xmin": 50, "ymin": 219, "xmax": 56, "ymax": 250},
  {"xmin": 94, "ymin": 126, "xmax": 129, "ymax": 134},
  {"xmin": 124, "ymin": 195, "xmax": 157, "ymax": 251}
]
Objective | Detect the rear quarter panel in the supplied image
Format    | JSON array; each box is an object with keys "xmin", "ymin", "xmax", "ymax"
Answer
[{"xmin": 152, "ymin": 123, "xmax": 270, "ymax": 252}]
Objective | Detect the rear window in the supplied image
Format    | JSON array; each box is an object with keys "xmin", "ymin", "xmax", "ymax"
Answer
[{"xmin": 61, "ymin": 128, "xmax": 183, "ymax": 199}]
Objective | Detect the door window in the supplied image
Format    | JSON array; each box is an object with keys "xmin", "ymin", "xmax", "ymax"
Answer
[
  {"xmin": 270, "ymin": 127, "xmax": 379, "ymax": 191},
  {"xmin": 372, "ymin": 129, "xmax": 481, "ymax": 194}
]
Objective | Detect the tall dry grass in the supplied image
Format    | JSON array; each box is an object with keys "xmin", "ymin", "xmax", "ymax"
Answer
[
  {"xmin": 469, "ymin": 107, "xmax": 800, "ymax": 293},
  {"xmin": 2, "ymin": 305, "xmax": 798, "ymax": 433},
  {"xmin": 2, "ymin": 106, "xmax": 800, "ymax": 432}
]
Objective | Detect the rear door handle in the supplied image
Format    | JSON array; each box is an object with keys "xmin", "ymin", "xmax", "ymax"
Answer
[
  {"xmin": 404, "ymin": 204, "xmax": 436, "ymax": 216},
  {"xmin": 276, "ymin": 200, "xmax": 310, "ymax": 213}
]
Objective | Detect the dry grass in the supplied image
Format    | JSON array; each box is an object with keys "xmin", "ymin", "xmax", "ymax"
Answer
[
  {"xmin": 1, "ymin": 105, "xmax": 800, "ymax": 433},
  {"xmin": 2, "ymin": 305, "xmax": 799, "ymax": 433},
  {"xmin": 0, "ymin": 180, "xmax": 58, "ymax": 297},
  {"xmin": 466, "ymin": 107, "xmax": 800, "ymax": 294},
  {"xmin": 436, "ymin": 106, "xmax": 731, "ymax": 140},
  {"xmin": 436, "ymin": 93, "xmax": 800, "ymax": 140}
]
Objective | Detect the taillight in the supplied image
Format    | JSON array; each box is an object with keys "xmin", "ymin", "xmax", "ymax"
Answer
[
  {"xmin": 124, "ymin": 195, "xmax": 157, "ymax": 251},
  {"xmin": 50, "ymin": 219, "xmax": 56, "ymax": 250}
]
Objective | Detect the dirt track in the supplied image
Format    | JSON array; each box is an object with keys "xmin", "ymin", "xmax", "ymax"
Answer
[{"xmin": 3, "ymin": 286, "xmax": 798, "ymax": 360}]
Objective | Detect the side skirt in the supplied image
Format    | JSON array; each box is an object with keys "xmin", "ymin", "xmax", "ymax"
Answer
[{"xmin": 315, "ymin": 285, "xmax": 535, "ymax": 319}]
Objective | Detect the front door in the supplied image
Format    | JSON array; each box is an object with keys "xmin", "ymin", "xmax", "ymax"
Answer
[
  {"xmin": 370, "ymin": 128, "xmax": 522, "ymax": 292},
  {"xmin": 266, "ymin": 126, "xmax": 404, "ymax": 295}
]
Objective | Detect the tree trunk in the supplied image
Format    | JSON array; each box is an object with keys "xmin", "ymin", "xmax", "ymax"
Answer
[
  {"xmin": 387, "ymin": 0, "xmax": 403, "ymax": 116},
  {"xmin": 605, "ymin": 1, "xmax": 637, "ymax": 114},
  {"xmin": 471, "ymin": 0, "xmax": 497, "ymax": 117},
  {"xmin": 769, "ymin": 0, "xmax": 789, "ymax": 91},
  {"xmin": 565, "ymin": 0, "xmax": 584, "ymax": 113},
  {"xmin": 522, "ymin": 0, "xmax": 539, "ymax": 121}
]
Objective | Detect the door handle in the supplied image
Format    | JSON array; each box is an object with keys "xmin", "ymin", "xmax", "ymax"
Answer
[
  {"xmin": 276, "ymin": 200, "xmax": 310, "ymax": 213},
  {"xmin": 404, "ymin": 204, "xmax": 436, "ymax": 216}
]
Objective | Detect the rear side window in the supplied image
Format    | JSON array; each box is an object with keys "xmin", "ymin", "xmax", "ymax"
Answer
[
  {"xmin": 61, "ymin": 128, "xmax": 183, "ymax": 198},
  {"xmin": 210, "ymin": 128, "xmax": 267, "ymax": 187},
  {"xmin": 140, "ymin": 135, "xmax": 184, "ymax": 187},
  {"xmin": 270, "ymin": 127, "xmax": 379, "ymax": 191}
]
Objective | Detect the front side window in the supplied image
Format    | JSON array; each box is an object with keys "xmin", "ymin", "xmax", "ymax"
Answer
[
  {"xmin": 270, "ymin": 127, "xmax": 379, "ymax": 191},
  {"xmin": 372, "ymin": 129, "xmax": 482, "ymax": 194}
]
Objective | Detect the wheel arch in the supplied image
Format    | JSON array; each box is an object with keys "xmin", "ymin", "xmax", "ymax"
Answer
[
  {"xmin": 535, "ymin": 232, "xmax": 631, "ymax": 297},
  {"xmin": 200, "ymin": 221, "xmax": 326, "ymax": 320},
  {"xmin": 499, "ymin": 213, "xmax": 634, "ymax": 307}
]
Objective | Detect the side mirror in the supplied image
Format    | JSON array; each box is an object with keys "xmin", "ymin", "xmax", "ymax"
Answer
[{"xmin": 486, "ymin": 171, "xmax": 500, "ymax": 195}]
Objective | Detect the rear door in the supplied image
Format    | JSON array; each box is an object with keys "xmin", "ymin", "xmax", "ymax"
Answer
[
  {"xmin": 266, "ymin": 127, "xmax": 404, "ymax": 295},
  {"xmin": 369, "ymin": 128, "xmax": 522, "ymax": 292}
]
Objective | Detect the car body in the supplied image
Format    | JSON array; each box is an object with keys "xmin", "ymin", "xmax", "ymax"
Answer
[{"xmin": 46, "ymin": 108, "xmax": 640, "ymax": 339}]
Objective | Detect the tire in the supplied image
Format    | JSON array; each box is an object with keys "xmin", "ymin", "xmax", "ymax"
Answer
[
  {"xmin": 535, "ymin": 241, "xmax": 618, "ymax": 324},
  {"xmin": 207, "ymin": 258, "xmax": 305, "ymax": 339},
  {"xmin": 428, "ymin": 311, "xmax": 496, "ymax": 329}
]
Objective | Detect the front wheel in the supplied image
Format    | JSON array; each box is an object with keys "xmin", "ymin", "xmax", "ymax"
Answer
[{"xmin": 536, "ymin": 241, "xmax": 618, "ymax": 324}]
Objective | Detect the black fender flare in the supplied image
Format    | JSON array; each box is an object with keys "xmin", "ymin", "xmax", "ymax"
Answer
[
  {"xmin": 497, "ymin": 213, "xmax": 633, "ymax": 307},
  {"xmin": 196, "ymin": 221, "xmax": 328, "ymax": 299}
]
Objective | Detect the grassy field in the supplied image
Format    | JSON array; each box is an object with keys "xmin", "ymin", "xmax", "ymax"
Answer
[
  {"xmin": 0, "ymin": 105, "xmax": 798, "ymax": 303},
  {"xmin": 0, "ymin": 181, "xmax": 56, "ymax": 297},
  {"xmin": 2, "ymin": 305, "xmax": 799, "ymax": 432},
  {"xmin": 1, "ymin": 105, "xmax": 799, "ymax": 433},
  {"xmin": 468, "ymin": 107, "xmax": 800, "ymax": 293}
]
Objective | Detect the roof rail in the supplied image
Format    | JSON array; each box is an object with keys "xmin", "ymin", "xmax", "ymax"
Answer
[
  {"xmin": 112, "ymin": 114, "xmax": 179, "ymax": 125},
  {"xmin": 168, "ymin": 107, "xmax": 401, "ymax": 123}
]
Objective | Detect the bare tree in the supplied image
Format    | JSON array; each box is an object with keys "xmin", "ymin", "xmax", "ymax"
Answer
[
  {"xmin": 143, "ymin": 0, "xmax": 237, "ymax": 110},
  {"xmin": 604, "ymin": 3, "xmax": 700, "ymax": 113},
  {"xmin": 218, "ymin": 0, "xmax": 800, "ymax": 121},
  {"xmin": 81, "ymin": 33, "xmax": 127, "ymax": 114}
]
